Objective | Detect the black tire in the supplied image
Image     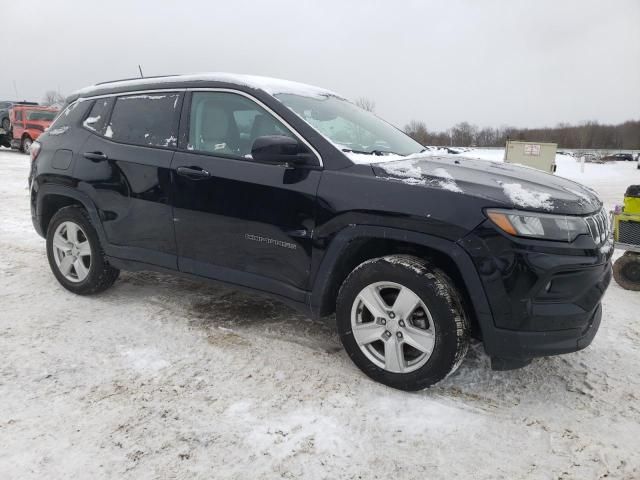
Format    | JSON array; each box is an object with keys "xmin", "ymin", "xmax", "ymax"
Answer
[
  {"xmin": 1, "ymin": 117, "xmax": 9, "ymax": 131},
  {"xmin": 613, "ymin": 252, "xmax": 640, "ymax": 291},
  {"xmin": 336, "ymin": 255, "xmax": 469, "ymax": 391},
  {"xmin": 21, "ymin": 135, "xmax": 32, "ymax": 154},
  {"xmin": 46, "ymin": 206, "xmax": 120, "ymax": 295}
]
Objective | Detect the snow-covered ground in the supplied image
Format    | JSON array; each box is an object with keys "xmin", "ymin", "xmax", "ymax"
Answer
[{"xmin": 1, "ymin": 147, "xmax": 639, "ymax": 479}]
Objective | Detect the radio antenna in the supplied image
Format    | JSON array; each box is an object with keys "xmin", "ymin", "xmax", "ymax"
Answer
[{"xmin": 138, "ymin": 65, "xmax": 144, "ymax": 78}]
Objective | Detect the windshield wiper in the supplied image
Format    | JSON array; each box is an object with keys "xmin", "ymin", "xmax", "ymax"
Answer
[
  {"xmin": 370, "ymin": 149, "xmax": 404, "ymax": 156},
  {"xmin": 341, "ymin": 148, "xmax": 405, "ymax": 156},
  {"xmin": 341, "ymin": 148, "xmax": 373, "ymax": 155}
]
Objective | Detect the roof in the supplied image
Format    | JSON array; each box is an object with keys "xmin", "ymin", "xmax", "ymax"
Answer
[{"xmin": 70, "ymin": 73, "xmax": 342, "ymax": 101}]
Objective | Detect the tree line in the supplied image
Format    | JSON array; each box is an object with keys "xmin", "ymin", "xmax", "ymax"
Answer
[{"xmin": 403, "ymin": 119, "xmax": 640, "ymax": 150}]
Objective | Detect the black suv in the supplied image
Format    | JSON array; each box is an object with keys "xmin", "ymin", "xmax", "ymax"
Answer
[{"xmin": 29, "ymin": 74, "xmax": 613, "ymax": 390}]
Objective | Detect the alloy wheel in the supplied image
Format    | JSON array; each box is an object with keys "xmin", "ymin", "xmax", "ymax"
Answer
[
  {"xmin": 350, "ymin": 281, "xmax": 436, "ymax": 373},
  {"xmin": 52, "ymin": 221, "xmax": 92, "ymax": 282}
]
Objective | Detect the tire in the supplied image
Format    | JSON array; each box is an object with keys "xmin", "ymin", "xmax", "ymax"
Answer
[
  {"xmin": 21, "ymin": 136, "xmax": 32, "ymax": 154},
  {"xmin": 1, "ymin": 117, "xmax": 9, "ymax": 131},
  {"xmin": 613, "ymin": 252, "xmax": 640, "ymax": 291},
  {"xmin": 336, "ymin": 255, "xmax": 469, "ymax": 391},
  {"xmin": 46, "ymin": 206, "xmax": 119, "ymax": 295}
]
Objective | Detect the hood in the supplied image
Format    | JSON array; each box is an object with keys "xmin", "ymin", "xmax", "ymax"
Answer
[{"xmin": 372, "ymin": 154, "xmax": 602, "ymax": 215}]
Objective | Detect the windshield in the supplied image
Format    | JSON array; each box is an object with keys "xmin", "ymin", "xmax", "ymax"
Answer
[
  {"xmin": 26, "ymin": 110, "xmax": 57, "ymax": 121},
  {"xmin": 275, "ymin": 93, "xmax": 424, "ymax": 161}
]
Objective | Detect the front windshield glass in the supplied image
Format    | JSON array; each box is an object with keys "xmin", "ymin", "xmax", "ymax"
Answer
[
  {"xmin": 27, "ymin": 110, "xmax": 57, "ymax": 121},
  {"xmin": 275, "ymin": 93, "xmax": 424, "ymax": 160}
]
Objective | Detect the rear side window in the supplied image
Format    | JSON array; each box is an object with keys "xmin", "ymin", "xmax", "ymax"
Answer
[
  {"xmin": 106, "ymin": 93, "xmax": 180, "ymax": 148},
  {"xmin": 83, "ymin": 98, "xmax": 113, "ymax": 134}
]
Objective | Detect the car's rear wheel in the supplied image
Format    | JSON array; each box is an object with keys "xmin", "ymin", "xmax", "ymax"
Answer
[
  {"xmin": 336, "ymin": 255, "xmax": 469, "ymax": 391},
  {"xmin": 1, "ymin": 117, "xmax": 9, "ymax": 130},
  {"xmin": 21, "ymin": 136, "xmax": 32, "ymax": 154},
  {"xmin": 46, "ymin": 206, "xmax": 119, "ymax": 295}
]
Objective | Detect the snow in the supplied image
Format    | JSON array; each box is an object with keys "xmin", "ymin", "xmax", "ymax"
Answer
[
  {"xmin": 433, "ymin": 167, "xmax": 463, "ymax": 193},
  {"xmin": 83, "ymin": 116, "xmax": 101, "ymax": 131},
  {"xmin": 72, "ymin": 73, "xmax": 340, "ymax": 101},
  {"xmin": 377, "ymin": 159, "xmax": 464, "ymax": 192},
  {"xmin": 498, "ymin": 181, "xmax": 553, "ymax": 210},
  {"xmin": 47, "ymin": 126, "xmax": 70, "ymax": 136},
  {"xmin": 1, "ymin": 148, "xmax": 639, "ymax": 479}
]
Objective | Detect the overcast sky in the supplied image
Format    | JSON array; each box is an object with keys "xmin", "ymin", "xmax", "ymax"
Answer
[{"xmin": 3, "ymin": 0, "xmax": 639, "ymax": 131}]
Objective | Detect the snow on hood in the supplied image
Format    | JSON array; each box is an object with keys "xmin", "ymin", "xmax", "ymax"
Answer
[
  {"xmin": 71, "ymin": 73, "xmax": 341, "ymax": 100},
  {"xmin": 373, "ymin": 154, "xmax": 602, "ymax": 215}
]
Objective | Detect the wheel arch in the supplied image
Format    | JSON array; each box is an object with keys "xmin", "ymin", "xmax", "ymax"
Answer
[
  {"xmin": 36, "ymin": 185, "xmax": 106, "ymax": 244},
  {"xmin": 309, "ymin": 226, "xmax": 495, "ymax": 340}
]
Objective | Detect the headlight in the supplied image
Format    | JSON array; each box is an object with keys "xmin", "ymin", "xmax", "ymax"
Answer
[{"xmin": 486, "ymin": 209, "xmax": 590, "ymax": 242}]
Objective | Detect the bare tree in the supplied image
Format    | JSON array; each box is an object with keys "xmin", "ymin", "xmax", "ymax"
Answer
[
  {"xmin": 355, "ymin": 97, "xmax": 376, "ymax": 112},
  {"xmin": 42, "ymin": 90, "xmax": 66, "ymax": 107},
  {"xmin": 404, "ymin": 120, "xmax": 429, "ymax": 145}
]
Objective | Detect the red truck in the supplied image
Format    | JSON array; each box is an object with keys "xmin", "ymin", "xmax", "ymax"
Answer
[{"xmin": 8, "ymin": 105, "xmax": 59, "ymax": 153}]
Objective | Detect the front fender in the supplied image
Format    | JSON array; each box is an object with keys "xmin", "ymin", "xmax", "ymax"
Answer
[{"xmin": 308, "ymin": 225, "xmax": 495, "ymax": 342}]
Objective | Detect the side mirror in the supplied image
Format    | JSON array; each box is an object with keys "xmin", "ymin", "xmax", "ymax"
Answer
[{"xmin": 251, "ymin": 135, "xmax": 312, "ymax": 166}]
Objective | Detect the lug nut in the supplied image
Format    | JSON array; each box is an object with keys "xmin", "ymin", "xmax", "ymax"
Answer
[
  {"xmin": 384, "ymin": 331, "xmax": 392, "ymax": 338},
  {"xmin": 380, "ymin": 318, "xmax": 386, "ymax": 325},
  {"xmin": 396, "ymin": 332, "xmax": 403, "ymax": 339},
  {"xmin": 389, "ymin": 312, "xmax": 396, "ymax": 319},
  {"xmin": 398, "ymin": 320, "xmax": 405, "ymax": 327}
]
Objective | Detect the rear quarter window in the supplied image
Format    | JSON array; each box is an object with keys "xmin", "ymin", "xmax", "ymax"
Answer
[
  {"xmin": 82, "ymin": 98, "xmax": 114, "ymax": 134},
  {"xmin": 48, "ymin": 100, "xmax": 93, "ymax": 134},
  {"xmin": 105, "ymin": 93, "xmax": 181, "ymax": 148}
]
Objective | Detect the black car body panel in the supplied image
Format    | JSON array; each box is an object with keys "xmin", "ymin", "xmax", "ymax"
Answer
[{"xmin": 31, "ymin": 74, "xmax": 614, "ymax": 368}]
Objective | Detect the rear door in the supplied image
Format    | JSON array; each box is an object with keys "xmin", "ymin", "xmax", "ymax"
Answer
[
  {"xmin": 74, "ymin": 91, "xmax": 183, "ymax": 269},
  {"xmin": 170, "ymin": 90, "xmax": 322, "ymax": 296}
]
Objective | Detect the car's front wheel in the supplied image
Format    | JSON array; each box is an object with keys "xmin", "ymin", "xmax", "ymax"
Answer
[
  {"xmin": 46, "ymin": 206, "xmax": 119, "ymax": 295},
  {"xmin": 337, "ymin": 255, "xmax": 469, "ymax": 391},
  {"xmin": 1, "ymin": 117, "xmax": 10, "ymax": 131}
]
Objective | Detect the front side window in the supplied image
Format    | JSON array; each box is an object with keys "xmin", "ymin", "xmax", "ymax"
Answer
[
  {"xmin": 188, "ymin": 92, "xmax": 294, "ymax": 158},
  {"xmin": 106, "ymin": 92, "xmax": 180, "ymax": 147},
  {"xmin": 275, "ymin": 93, "xmax": 424, "ymax": 161}
]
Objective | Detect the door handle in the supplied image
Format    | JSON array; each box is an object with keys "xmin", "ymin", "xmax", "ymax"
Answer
[
  {"xmin": 176, "ymin": 166, "xmax": 211, "ymax": 179},
  {"xmin": 83, "ymin": 151, "xmax": 108, "ymax": 162}
]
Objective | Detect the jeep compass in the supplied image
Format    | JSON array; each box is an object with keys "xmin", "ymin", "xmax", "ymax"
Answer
[{"xmin": 29, "ymin": 73, "xmax": 613, "ymax": 390}]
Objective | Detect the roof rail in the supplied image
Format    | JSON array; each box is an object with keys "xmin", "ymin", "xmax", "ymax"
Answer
[{"xmin": 95, "ymin": 74, "xmax": 179, "ymax": 86}]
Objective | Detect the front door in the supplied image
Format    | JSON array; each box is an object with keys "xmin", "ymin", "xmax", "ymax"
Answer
[{"xmin": 171, "ymin": 91, "xmax": 321, "ymax": 297}]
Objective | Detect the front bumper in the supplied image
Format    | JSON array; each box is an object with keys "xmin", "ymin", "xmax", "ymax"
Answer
[{"xmin": 460, "ymin": 221, "xmax": 613, "ymax": 363}]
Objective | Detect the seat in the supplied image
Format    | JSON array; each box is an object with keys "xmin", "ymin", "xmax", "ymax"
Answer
[{"xmin": 192, "ymin": 101, "xmax": 241, "ymax": 155}]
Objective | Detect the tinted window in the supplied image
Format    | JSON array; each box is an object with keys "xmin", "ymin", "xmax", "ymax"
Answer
[
  {"xmin": 188, "ymin": 92, "xmax": 293, "ymax": 158},
  {"xmin": 106, "ymin": 93, "xmax": 180, "ymax": 147},
  {"xmin": 0, "ymin": 102, "xmax": 11, "ymax": 109},
  {"xmin": 15, "ymin": 110, "xmax": 23, "ymax": 121},
  {"xmin": 83, "ymin": 98, "xmax": 113, "ymax": 134}
]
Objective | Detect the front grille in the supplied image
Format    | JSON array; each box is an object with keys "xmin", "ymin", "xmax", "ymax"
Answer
[
  {"xmin": 585, "ymin": 208, "xmax": 610, "ymax": 245},
  {"xmin": 619, "ymin": 220, "xmax": 640, "ymax": 245}
]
